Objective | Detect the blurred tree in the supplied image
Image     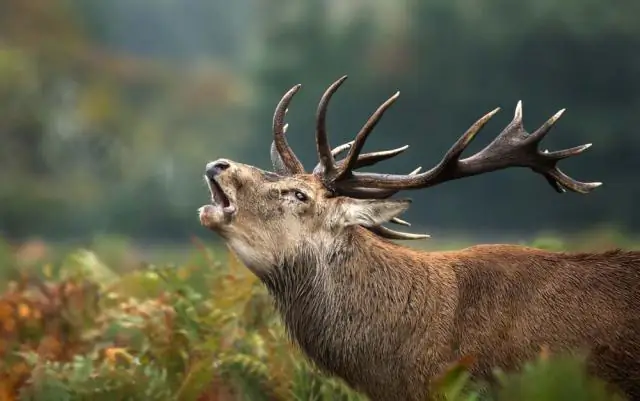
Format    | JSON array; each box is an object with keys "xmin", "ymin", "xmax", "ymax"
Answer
[
  {"xmin": 249, "ymin": 0, "xmax": 640, "ymax": 235},
  {"xmin": 0, "ymin": 0, "xmax": 639, "ymax": 241},
  {"xmin": 0, "ymin": 0, "xmax": 254, "ymax": 240}
]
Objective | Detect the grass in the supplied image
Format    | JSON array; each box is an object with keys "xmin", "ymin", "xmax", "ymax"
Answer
[{"xmin": 0, "ymin": 231, "xmax": 635, "ymax": 401}]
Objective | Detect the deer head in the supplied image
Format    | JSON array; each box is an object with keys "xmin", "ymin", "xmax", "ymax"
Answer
[{"xmin": 199, "ymin": 76, "xmax": 601, "ymax": 275}]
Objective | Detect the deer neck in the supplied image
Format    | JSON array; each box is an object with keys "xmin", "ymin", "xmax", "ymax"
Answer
[{"xmin": 258, "ymin": 227, "xmax": 442, "ymax": 380}]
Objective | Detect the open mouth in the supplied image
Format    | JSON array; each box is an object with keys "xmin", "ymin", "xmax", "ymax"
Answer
[{"xmin": 206, "ymin": 177, "xmax": 236, "ymax": 215}]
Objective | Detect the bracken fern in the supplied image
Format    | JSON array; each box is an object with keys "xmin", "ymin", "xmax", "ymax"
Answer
[{"xmin": 0, "ymin": 236, "xmax": 631, "ymax": 401}]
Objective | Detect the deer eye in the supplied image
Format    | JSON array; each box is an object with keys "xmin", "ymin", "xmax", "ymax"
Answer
[{"xmin": 293, "ymin": 190, "xmax": 308, "ymax": 202}]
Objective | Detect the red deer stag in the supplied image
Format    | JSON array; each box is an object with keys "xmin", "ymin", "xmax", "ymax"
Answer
[{"xmin": 198, "ymin": 76, "xmax": 640, "ymax": 401}]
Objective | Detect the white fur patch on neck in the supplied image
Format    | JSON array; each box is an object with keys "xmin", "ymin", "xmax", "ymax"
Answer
[{"xmin": 227, "ymin": 238, "xmax": 273, "ymax": 275}]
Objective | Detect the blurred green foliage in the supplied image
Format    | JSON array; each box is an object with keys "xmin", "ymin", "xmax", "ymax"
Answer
[
  {"xmin": 0, "ymin": 0, "xmax": 639, "ymax": 241},
  {"xmin": 0, "ymin": 233, "xmax": 633, "ymax": 400}
]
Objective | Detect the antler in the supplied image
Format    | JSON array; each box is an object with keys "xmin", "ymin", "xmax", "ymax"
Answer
[
  {"xmin": 327, "ymin": 99, "xmax": 601, "ymax": 195},
  {"xmin": 271, "ymin": 85, "xmax": 305, "ymax": 175},
  {"xmin": 314, "ymin": 77, "xmax": 601, "ymax": 238},
  {"xmin": 269, "ymin": 76, "xmax": 601, "ymax": 241},
  {"xmin": 269, "ymin": 83, "xmax": 420, "ymax": 239},
  {"xmin": 312, "ymin": 143, "xmax": 410, "ymax": 176},
  {"xmin": 271, "ymin": 80, "xmax": 409, "ymax": 178},
  {"xmin": 312, "ymin": 77, "xmax": 600, "ymax": 196}
]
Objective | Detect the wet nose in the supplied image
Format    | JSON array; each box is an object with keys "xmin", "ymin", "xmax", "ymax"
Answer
[{"xmin": 205, "ymin": 159, "xmax": 230, "ymax": 179}]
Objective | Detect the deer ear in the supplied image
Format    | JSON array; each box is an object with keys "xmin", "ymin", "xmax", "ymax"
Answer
[{"xmin": 339, "ymin": 198, "xmax": 411, "ymax": 227}]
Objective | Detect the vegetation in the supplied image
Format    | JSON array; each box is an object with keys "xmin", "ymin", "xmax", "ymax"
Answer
[{"xmin": 0, "ymin": 234, "xmax": 632, "ymax": 400}]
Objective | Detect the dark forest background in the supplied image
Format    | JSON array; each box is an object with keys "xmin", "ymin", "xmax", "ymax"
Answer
[{"xmin": 1, "ymin": 0, "xmax": 639, "ymax": 245}]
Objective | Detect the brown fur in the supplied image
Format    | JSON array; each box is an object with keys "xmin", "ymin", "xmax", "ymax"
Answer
[{"xmin": 199, "ymin": 162, "xmax": 640, "ymax": 401}]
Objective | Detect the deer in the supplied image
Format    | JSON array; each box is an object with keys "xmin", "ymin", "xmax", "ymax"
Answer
[{"xmin": 198, "ymin": 76, "xmax": 640, "ymax": 401}]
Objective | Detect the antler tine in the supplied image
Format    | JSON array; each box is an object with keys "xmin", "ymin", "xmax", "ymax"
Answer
[
  {"xmin": 332, "ymin": 140, "xmax": 355, "ymax": 158},
  {"xmin": 334, "ymin": 91, "xmax": 401, "ymax": 180},
  {"xmin": 336, "ymin": 107, "xmax": 499, "ymax": 190},
  {"xmin": 339, "ymin": 145, "xmax": 409, "ymax": 170},
  {"xmin": 313, "ymin": 143, "xmax": 409, "ymax": 175},
  {"xmin": 271, "ymin": 123, "xmax": 291, "ymax": 175},
  {"xmin": 335, "ymin": 167, "xmax": 422, "ymax": 199},
  {"xmin": 316, "ymin": 76, "xmax": 349, "ymax": 178},
  {"xmin": 335, "ymin": 102, "xmax": 602, "ymax": 195},
  {"xmin": 366, "ymin": 167, "xmax": 427, "ymax": 239},
  {"xmin": 313, "ymin": 140, "xmax": 354, "ymax": 175},
  {"xmin": 524, "ymin": 107, "xmax": 565, "ymax": 145},
  {"xmin": 366, "ymin": 225, "xmax": 430, "ymax": 240},
  {"xmin": 379, "ymin": 168, "xmax": 425, "ymax": 234},
  {"xmin": 391, "ymin": 217, "xmax": 411, "ymax": 226},
  {"xmin": 271, "ymin": 141, "xmax": 288, "ymax": 175},
  {"xmin": 272, "ymin": 85, "xmax": 305, "ymax": 175}
]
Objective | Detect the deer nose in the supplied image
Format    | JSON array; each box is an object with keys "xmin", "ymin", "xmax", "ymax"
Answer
[{"xmin": 205, "ymin": 159, "xmax": 231, "ymax": 179}]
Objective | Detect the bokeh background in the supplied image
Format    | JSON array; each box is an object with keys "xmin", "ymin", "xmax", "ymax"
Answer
[
  {"xmin": 1, "ymin": 1, "xmax": 640, "ymax": 399},
  {"xmin": 1, "ymin": 0, "xmax": 639, "ymax": 248}
]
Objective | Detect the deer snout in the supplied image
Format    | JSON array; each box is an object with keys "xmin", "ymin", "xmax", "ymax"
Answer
[{"xmin": 205, "ymin": 159, "xmax": 231, "ymax": 179}]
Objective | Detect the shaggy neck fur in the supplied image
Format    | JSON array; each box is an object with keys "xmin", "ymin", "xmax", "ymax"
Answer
[
  {"xmin": 258, "ymin": 228, "xmax": 455, "ymax": 398},
  {"xmin": 254, "ymin": 228, "xmax": 640, "ymax": 401}
]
